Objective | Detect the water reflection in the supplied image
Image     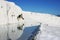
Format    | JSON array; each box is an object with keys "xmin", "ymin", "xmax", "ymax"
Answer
[
  {"xmin": 0, "ymin": 23, "xmax": 40, "ymax": 40},
  {"xmin": 0, "ymin": 23, "xmax": 23, "ymax": 40},
  {"xmin": 18, "ymin": 25, "xmax": 40, "ymax": 40}
]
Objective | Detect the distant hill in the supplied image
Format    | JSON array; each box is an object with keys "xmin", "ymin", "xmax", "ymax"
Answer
[{"xmin": 56, "ymin": 15, "xmax": 60, "ymax": 17}]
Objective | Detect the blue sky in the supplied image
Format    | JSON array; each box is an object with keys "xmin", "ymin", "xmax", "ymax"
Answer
[{"xmin": 7, "ymin": 0, "xmax": 60, "ymax": 15}]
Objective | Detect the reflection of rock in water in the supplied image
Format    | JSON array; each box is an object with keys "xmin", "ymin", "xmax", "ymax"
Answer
[
  {"xmin": 17, "ymin": 24, "xmax": 24, "ymax": 30},
  {"xmin": 8, "ymin": 23, "xmax": 23, "ymax": 40},
  {"xmin": 7, "ymin": 38, "xmax": 11, "ymax": 40},
  {"xmin": 0, "ymin": 23, "xmax": 24, "ymax": 40}
]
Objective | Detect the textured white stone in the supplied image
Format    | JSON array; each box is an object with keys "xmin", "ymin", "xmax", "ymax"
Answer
[{"xmin": 0, "ymin": 1, "xmax": 23, "ymax": 40}]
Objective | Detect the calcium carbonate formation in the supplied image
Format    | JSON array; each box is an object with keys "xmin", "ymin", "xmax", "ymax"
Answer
[{"xmin": 0, "ymin": 0, "xmax": 60, "ymax": 40}]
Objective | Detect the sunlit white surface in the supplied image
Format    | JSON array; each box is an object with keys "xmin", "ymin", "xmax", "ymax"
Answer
[
  {"xmin": 0, "ymin": 1, "xmax": 23, "ymax": 40},
  {"xmin": 22, "ymin": 11, "xmax": 60, "ymax": 26},
  {"xmin": 36, "ymin": 24, "xmax": 60, "ymax": 40},
  {"xmin": 0, "ymin": 1, "xmax": 22, "ymax": 25},
  {"xmin": 0, "ymin": 0, "xmax": 60, "ymax": 40},
  {"xmin": 22, "ymin": 11, "xmax": 60, "ymax": 40}
]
